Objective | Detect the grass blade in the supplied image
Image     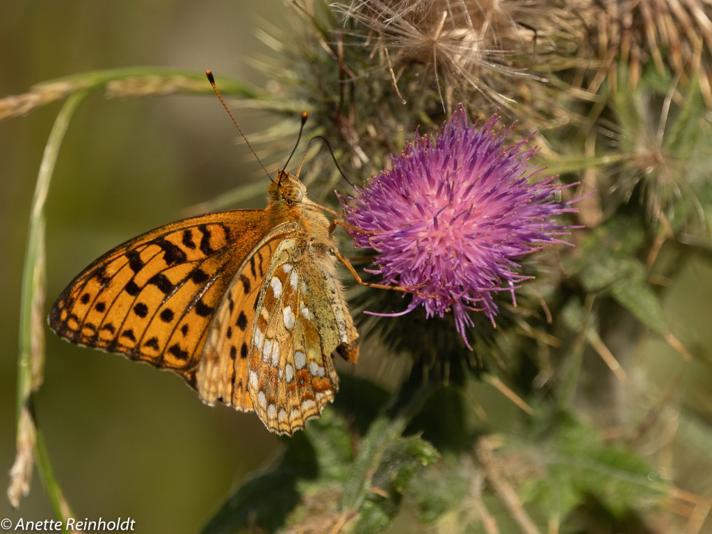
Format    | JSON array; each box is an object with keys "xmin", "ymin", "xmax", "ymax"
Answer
[{"xmin": 8, "ymin": 90, "xmax": 87, "ymax": 522}]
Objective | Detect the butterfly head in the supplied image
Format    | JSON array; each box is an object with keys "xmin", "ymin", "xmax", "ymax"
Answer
[{"xmin": 270, "ymin": 170, "xmax": 307, "ymax": 205}]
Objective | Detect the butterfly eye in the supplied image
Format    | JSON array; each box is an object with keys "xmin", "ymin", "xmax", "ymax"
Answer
[
  {"xmin": 280, "ymin": 184, "xmax": 304, "ymax": 205},
  {"xmin": 291, "ymin": 188, "xmax": 305, "ymax": 203}
]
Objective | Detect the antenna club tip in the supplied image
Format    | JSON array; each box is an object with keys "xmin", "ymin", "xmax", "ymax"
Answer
[
  {"xmin": 301, "ymin": 111, "xmax": 309, "ymax": 123},
  {"xmin": 205, "ymin": 69, "xmax": 215, "ymax": 85}
]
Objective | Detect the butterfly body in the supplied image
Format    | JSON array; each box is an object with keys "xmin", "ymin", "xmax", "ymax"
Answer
[{"xmin": 49, "ymin": 171, "xmax": 358, "ymax": 435}]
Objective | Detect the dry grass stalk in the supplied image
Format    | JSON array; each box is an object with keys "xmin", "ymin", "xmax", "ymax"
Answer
[
  {"xmin": 0, "ymin": 80, "xmax": 79, "ymax": 120},
  {"xmin": 476, "ymin": 436, "xmax": 542, "ymax": 534},
  {"xmin": 105, "ymin": 75, "xmax": 208, "ymax": 97},
  {"xmin": 7, "ymin": 407, "xmax": 36, "ymax": 508}
]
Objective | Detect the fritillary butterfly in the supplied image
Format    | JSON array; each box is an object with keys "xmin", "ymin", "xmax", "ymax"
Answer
[{"xmin": 49, "ymin": 78, "xmax": 361, "ymax": 434}]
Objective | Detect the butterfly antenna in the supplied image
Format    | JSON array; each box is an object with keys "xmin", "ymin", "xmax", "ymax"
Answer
[
  {"xmin": 205, "ymin": 69, "xmax": 272, "ymax": 182},
  {"xmin": 299, "ymin": 135, "xmax": 356, "ymax": 189},
  {"xmin": 280, "ymin": 112, "xmax": 309, "ymax": 184}
]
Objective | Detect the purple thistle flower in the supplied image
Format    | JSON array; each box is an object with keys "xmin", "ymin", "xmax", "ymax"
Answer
[{"xmin": 342, "ymin": 108, "xmax": 573, "ymax": 348}]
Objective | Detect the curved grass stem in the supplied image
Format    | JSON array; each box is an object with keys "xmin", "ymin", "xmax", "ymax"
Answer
[
  {"xmin": 0, "ymin": 66, "xmax": 259, "ymax": 120},
  {"xmin": 8, "ymin": 89, "xmax": 87, "ymax": 522}
]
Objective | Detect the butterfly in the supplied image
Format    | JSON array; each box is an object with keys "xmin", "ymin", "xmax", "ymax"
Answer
[{"xmin": 48, "ymin": 75, "xmax": 363, "ymax": 435}]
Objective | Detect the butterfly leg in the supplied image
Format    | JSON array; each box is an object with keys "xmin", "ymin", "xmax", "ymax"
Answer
[
  {"xmin": 328, "ymin": 218, "xmax": 364, "ymax": 236},
  {"xmin": 333, "ymin": 248, "xmax": 413, "ymax": 294}
]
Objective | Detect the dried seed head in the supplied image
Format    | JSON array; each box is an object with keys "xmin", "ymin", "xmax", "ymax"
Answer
[
  {"xmin": 576, "ymin": 0, "xmax": 712, "ymax": 105},
  {"xmin": 333, "ymin": 0, "xmax": 577, "ymax": 113}
]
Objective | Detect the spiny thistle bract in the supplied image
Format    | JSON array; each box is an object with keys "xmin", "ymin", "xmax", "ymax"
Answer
[{"xmin": 342, "ymin": 108, "xmax": 573, "ymax": 348}]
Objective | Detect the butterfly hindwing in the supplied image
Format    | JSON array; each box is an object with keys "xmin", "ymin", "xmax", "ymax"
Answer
[
  {"xmin": 245, "ymin": 237, "xmax": 359, "ymax": 435},
  {"xmin": 49, "ymin": 210, "xmax": 271, "ymax": 371}
]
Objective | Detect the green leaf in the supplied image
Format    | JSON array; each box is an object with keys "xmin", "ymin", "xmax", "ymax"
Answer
[
  {"xmin": 337, "ymin": 381, "xmax": 437, "ymax": 533},
  {"xmin": 609, "ymin": 276, "xmax": 668, "ymax": 336},
  {"xmin": 302, "ymin": 409, "xmax": 354, "ymax": 482},
  {"xmin": 373, "ymin": 435, "xmax": 440, "ymax": 495},
  {"xmin": 563, "ymin": 211, "xmax": 671, "ymax": 337},
  {"xmin": 351, "ymin": 435, "xmax": 439, "ymax": 534},
  {"xmin": 202, "ymin": 411, "xmax": 352, "ymax": 534},
  {"xmin": 201, "ymin": 434, "xmax": 318, "ymax": 534},
  {"xmin": 409, "ymin": 457, "xmax": 471, "ymax": 523},
  {"xmin": 521, "ymin": 414, "xmax": 668, "ymax": 519},
  {"xmin": 564, "ymin": 215, "xmax": 646, "ymax": 286},
  {"xmin": 202, "ymin": 379, "xmax": 431, "ymax": 534}
]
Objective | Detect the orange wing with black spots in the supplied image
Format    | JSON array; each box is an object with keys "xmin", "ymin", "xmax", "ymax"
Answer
[{"xmin": 49, "ymin": 210, "xmax": 270, "ymax": 372}]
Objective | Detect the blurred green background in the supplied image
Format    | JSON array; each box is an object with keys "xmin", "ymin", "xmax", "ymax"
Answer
[
  {"xmin": 0, "ymin": 1, "xmax": 288, "ymax": 532},
  {"xmin": 2, "ymin": 2, "xmax": 712, "ymax": 533}
]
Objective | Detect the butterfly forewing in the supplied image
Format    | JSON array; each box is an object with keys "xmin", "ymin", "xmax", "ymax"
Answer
[{"xmin": 49, "ymin": 211, "xmax": 270, "ymax": 371}]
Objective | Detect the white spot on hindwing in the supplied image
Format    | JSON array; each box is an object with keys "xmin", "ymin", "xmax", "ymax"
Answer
[
  {"xmin": 253, "ymin": 327, "xmax": 264, "ymax": 349},
  {"xmin": 285, "ymin": 363, "xmax": 294, "ymax": 383},
  {"xmin": 267, "ymin": 404, "xmax": 277, "ymax": 420},
  {"xmin": 282, "ymin": 263, "xmax": 293, "ymax": 273},
  {"xmin": 289, "ymin": 269, "xmax": 298, "ymax": 288},
  {"xmin": 300, "ymin": 305, "xmax": 311, "ymax": 319},
  {"xmin": 258, "ymin": 390, "xmax": 267, "ymax": 409},
  {"xmin": 262, "ymin": 339, "xmax": 273, "ymax": 363},
  {"xmin": 282, "ymin": 306, "xmax": 295, "ymax": 330},
  {"xmin": 301, "ymin": 399, "xmax": 316, "ymax": 413},
  {"xmin": 270, "ymin": 277, "xmax": 283, "ymax": 299},
  {"xmin": 270, "ymin": 340, "xmax": 280, "ymax": 366},
  {"xmin": 278, "ymin": 408, "xmax": 288, "ymax": 423},
  {"xmin": 295, "ymin": 351, "xmax": 306, "ymax": 369},
  {"xmin": 249, "ymin": 370, "xmax": 258, "ymax": 390},
  {"xmin": 309, "ymin": 361, "xmax": 325, "ymax": 377}
]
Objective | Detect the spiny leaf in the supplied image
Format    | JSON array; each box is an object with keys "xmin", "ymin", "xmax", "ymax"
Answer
[
  {"xmin": 609, "ymin": 275, "xmax": 668, "ymax": 336},
  {"xmin": 201, "ymin": 435, "xmax": 317, "ymax": 534},
  {"xmin": 521, "ymin": 414, "xmax": 668, "ymax": 519},
  {"xmin": 351, "ymin": 435, "xmax": 439, "ymax": 534},
  {"xmin": 564, "ymin": 215, "xmax": 646, "ymax": 286},
  {"xmin": 202, "ymin": 378, "xmax": 414, "ymax": 534},
  {"xmin": 409, "ymin": 457, "xmax": 471, "ymax": 523},
  {"xmin": 202, "ymin": 411, "xmax": 352, "ymax": 534}
]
